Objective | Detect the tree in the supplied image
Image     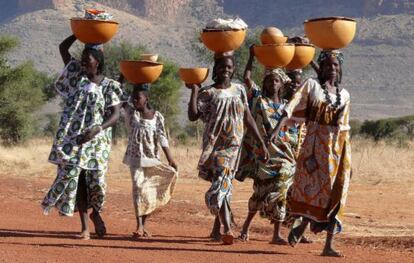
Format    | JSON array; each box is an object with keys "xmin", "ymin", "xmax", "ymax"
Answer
[{"xmin": 0, "ymin": 35, "xmax": 53, "ymax": 145}]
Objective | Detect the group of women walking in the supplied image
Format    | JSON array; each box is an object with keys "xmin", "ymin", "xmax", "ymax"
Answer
[
  {"xmin": 186, "ymin": 41, "xmax": 351, "ymax": 257},
  {"xmin": 41, "ymin": 32, "xmax": 351, "ymax": 258}
]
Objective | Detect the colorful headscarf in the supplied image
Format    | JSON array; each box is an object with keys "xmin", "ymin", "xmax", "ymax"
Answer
[
  {"xmin": 317, "ymin": 49, "xmax": 344, "ymax": 65},
  {"xmin": 264, "ymin": 68, "xmax": 291, "ymax": 83}
]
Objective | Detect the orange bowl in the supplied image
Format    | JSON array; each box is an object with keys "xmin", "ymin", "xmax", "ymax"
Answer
[
  {"xmin": 261, "ymin": 35, "xmax": 288, "ymax": 45},
  {"xmin": 120, "ymin": 60, "xmax": 163, "ymax": 84},
  {"xmin": 201, "ymin": 29, "xmax": 246, "ymax": 52},
  {"xmin": 304, "ymin": 17, "xmax": 356, "ymax": 49},
  {"xmin": 285, "ymin": 43, "xmax": 316, "ymax": 70},
  {"xmin": 179, "ymin": 68, "xmax": 209, "ymax": 85},
  {"xmin": 254, "ymin": 44, "xmax": 295, "ymax": 68},
  {"xmin": 260, "ymin": 27, "xmax": 287, "ymax": 44},
  {"xmin": 71, "ymin": 18, "xmax": 119, "ymax": 44}
]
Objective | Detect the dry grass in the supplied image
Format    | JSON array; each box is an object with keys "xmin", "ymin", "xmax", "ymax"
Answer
[
  {"xmin": 351, "ymin": 139, "xmax": 414, "ymax": 184},
  {"xmin": 1, "ymin": 137, "xmax": 413, "ymax": 181},
  {"xmin": 0, "ymin": 138, "xmax": 202, "ymax": 180}
]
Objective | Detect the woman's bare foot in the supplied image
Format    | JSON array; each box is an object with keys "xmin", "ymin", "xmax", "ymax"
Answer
[
  {"xmin": 143, "ymin": 229, "xmax": 152, "ymax": 238},
  {"xmin": 90, "ymin": 212, "xmax": 106, "ymax": 238},
  {"xmin": 222, "ymin": 232, "xmax": 234, "ymax": 245},
  {"xmin": 300, "ymin": 235, "xmax": 313, "ymax": 244},
  {"xmin": 78, "ymin": 230, "xmax": 90, "ymax": 240},
  {"xmin": 321, "ymin": 247, "xmax": 344, "ymax": 257},
  {"xmin": 209, "ymin": 231, "xmax": 222, "ymax": 241},
  {"xmin": 237, "ymin": 231, "xmax": 249, "ymax": 242},
  {"xmin": 132, "ymin": 229, "xmax": 143, "ymax": 240},
  {"xmin": 270, "ymin": 237, "xmax": 288, "ymax": 245}
]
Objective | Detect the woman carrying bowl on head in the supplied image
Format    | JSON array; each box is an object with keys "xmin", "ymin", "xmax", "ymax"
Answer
[
  {"xmin": 269, "ymin": 50, "xmax": 351, "ymax": 257},
  {"xmin": 187, "ymin": 52, "xmax": 269, "ymax": 245},
  {"xmin": 41, "ymin": 34, "xmax": 124, "ymax": 240},
  {"xmin": 236, "ymin": 45, "xmax": 299, "ymax": 245}
]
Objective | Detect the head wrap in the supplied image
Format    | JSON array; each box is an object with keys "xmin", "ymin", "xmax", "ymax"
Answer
[
  {"xmin": 317, "ymin": 50, "xmax": 344, "ymax": 65},
  {"xmin": 264, "ymin": 68, "xmax": 291, "ymax": 83},
  {"xmin": 85, "ymin": 43, "xmax": 104, "ymax": 52},
  {"xmin": 214, "ymin": 51, "xmax": 234, "ymax": 59},
  {"xmin": 286, "ymin": 68, "xmax": 303, "ymax": 74},
  {"xmin": 133, "ymin": 83, "xmax": 151, "ymax": 91}
]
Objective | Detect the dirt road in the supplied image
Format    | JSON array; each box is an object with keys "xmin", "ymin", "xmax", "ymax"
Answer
[{"xmin": 0, "ymin": 174, "xmax": 413, "ymax": 262}]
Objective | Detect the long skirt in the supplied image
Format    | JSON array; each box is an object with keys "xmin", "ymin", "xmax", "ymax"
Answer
[
  {"xmin": 130, "ymin": 164, "xmax": 178, "ymax": 217},
  {"xmin": 203, "ymin": 167, "xmax": 234, "ymax": 216},
  {"xmin": 41, "ymin": 164, "xmax": 106, "ymax": 216},
  {"xmin": 288, "ymin": 123, "xmax": 351, "ymax": 233},
  {"xmin": 248, "ymin": 166, "xmax": 295, "ymax": 222}
]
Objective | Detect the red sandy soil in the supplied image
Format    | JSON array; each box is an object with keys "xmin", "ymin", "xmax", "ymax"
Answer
[{"xmin": 0, "ymin": 175, "xmax": 413, "ymax": 263}]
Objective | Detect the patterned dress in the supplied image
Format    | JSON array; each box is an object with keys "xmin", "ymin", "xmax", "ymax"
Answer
[
  {"xmin": 285, "ymin": 78, "xmax": 351, "ymax": 233},
  {"xmin": 123, "ymin": 103, "xmax": 178, "ymax": 217},
  {"xmin": 236, "ymin": 83, "xmax": 298, "ymax": 222},
  {"xmin": 42, "ymin": 59, "xmax": 123, "ymax": 216},
  {"xmin": 197, "ymin": 83, "xmax": 248, "ymax": 215}
]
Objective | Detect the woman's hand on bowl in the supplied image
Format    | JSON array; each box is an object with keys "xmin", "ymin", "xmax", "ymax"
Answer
[
  {"xmin": 185, "ymin": 83, "xmax": 201, "ymax": 90},
  {"xmin": 249, "ymin": 44, "xmax": 255, "ymax": 58}
]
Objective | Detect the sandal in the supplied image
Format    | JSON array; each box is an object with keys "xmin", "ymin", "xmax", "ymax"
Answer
[
  {"xmin": 90, "ymin": 212, "xmax": 107, "ymax": 238},
  {"xmin": 222, "ymin": 233, "xmax": 234, "ymax": 245},
  {"xmin": 321, "ymin": 249, "xmax": 344, "ymax": 257},
  {"xmin": 270, "ymin": 238, "xmax": 289, "ymax": 245},
  {"xmin": 237, "ymin": 232, "xmax": 249, "ymax": 242},
  {"xmin": 288, "ymin": 225, "xmax": 305, "ymax": 247}
]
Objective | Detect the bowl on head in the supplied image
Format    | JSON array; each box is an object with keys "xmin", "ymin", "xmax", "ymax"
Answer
[
  {"xmin": 260, "ymin": 27, "xmax": 288, "ymax": 44},
  {"xmin": 285, "ymin": 43, "xmax": 316, "ymax": 70},
  {"xmin": 254, "ymin": 43, "xmax": 295, "ymax": 68},
  {"xmin": 70, "ymin": 18, "xmax": 119, "ymax": 44},
  {"xmin": 201, "ymin": 29, "xmax": 246, "ymax": 52},
  {"xmin": 304, "ymin": 16, "xmax": 356, "ymax": 49},
  {"xmin": 120, "ymin": 60, "xmax": 163, "ymax": 84},
  {"xmin": 179, "ymin": 68, "xmax": 209, "ymax": 85}
]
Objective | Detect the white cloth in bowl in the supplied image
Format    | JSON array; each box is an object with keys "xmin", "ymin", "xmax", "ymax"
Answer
[{"xmin": 205, "ymin": 17, "xmax": 248, "ymax": 30}]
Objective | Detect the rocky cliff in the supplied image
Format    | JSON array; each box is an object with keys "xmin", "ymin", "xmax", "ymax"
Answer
[{"xmin": 222, "ymin": 0, "xmax": 414, "ymax": 27}]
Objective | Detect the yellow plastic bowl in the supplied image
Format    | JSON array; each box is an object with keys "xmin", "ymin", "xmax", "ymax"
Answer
[
  {"xmin": 285, "ymin": 44, "xmax": 316, "ymax": 70},
  {"xmin": 260, "ymin": 27, "xmax": 287, "ymax": 44},
  {"xmin": 179, "ymin": 68, "xmax": 209, "ymax": 85},
  {"xmin": 254, "ymin": 44, "xmax": 295, "ymax": 68},
  {"xmin": 304, "ymin": 17, "xmax": 356, "ymax": 49},
  {"xmin": 201, "ymin": 29, "xmax": 246, "ymax": 52},
  {"xmin": 70, "ymin": 18, "xmax": 119, "ymax": 44},
  {"xmin": 120, "ymin": 60, "xmax": 163, "ymax": 84}
]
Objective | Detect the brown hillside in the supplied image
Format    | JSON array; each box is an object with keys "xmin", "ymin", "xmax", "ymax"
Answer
[{"xmin": 0, "ymin": 0, "xmax": 413, "ymax": 120}]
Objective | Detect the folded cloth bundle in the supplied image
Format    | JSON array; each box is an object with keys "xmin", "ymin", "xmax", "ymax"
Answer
[
  {"xmin": 205, "ymin": 17, "xmax": 248, "ymax": 30},
  {"xmin": 84, "ymin": 9, "xmax": 113, "ymax": 20}
]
